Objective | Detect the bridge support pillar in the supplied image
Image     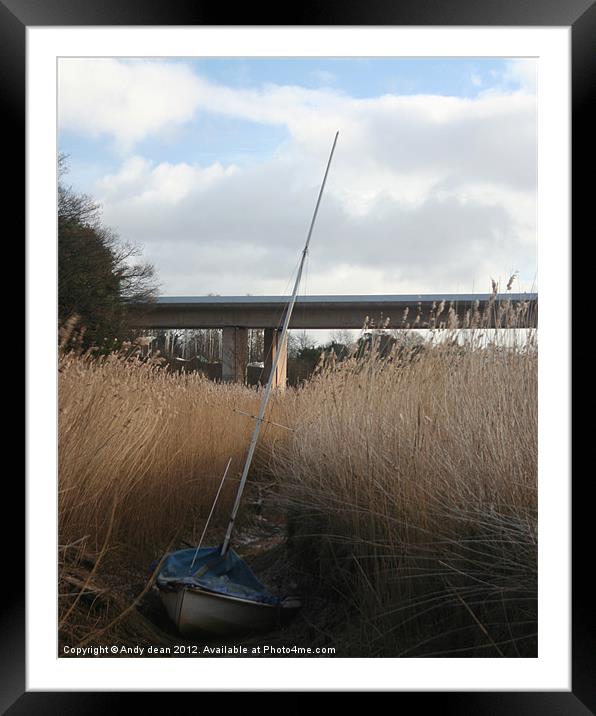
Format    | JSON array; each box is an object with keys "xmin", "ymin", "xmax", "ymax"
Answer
[
  {"xmin": 222, "ymin": 327, "xmax": 248, "ymax": 383},
  {"xmin": 263, "ymin": 328, "xmax": 288, "ymax": 390}
]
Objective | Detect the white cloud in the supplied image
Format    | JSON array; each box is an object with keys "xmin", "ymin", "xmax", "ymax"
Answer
[
  {"xmin": 485, "ymin": 59, "xmax": 537, "ymax": 98},
  {"xmin": 310, "ymin": 69, "xmax": 336, "ymax": 86},
  {"xmin": 96, "ymin": 153, "xmax": 535, "ymax": 296},
  {"xmin": 58, "ymin": 59, "xmax": 203, "ymax": 150},
  {"xmin": 96, "ymin": 156, "xmax": 238, "ymax": 206},
  {"xmin": 60, "ymin": 59, "xmax": 536, "ymax": 296},
  {"xmin": 503, "ymin": 59, "xmax": 537, "ymax": 94}
]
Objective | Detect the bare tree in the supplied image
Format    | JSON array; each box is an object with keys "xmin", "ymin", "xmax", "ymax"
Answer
[
  {"xmin": 330, "ymin": 329, "xmax": 355, "ymax": 347},
  {"xmin": 288, "ymin": 330, "xmax": 314, "ymax": 358}
]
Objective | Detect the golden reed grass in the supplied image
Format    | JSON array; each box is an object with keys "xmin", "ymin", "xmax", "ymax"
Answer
[
  {"xmin": 59, "ymin": 293, "xmax": 537, "ymax": 655},
  {"xmin": 59, "ymin": 344, "xmax": 274, "ymax": 559},
  {"xmin": 267, "ymin": 299, "xmax": 537, "ymax": 656}
]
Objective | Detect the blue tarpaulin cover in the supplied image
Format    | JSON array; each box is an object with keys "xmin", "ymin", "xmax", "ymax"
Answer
[{"xmin": 155, "ymin": 546, "xmax": 280, "ymax": 606}]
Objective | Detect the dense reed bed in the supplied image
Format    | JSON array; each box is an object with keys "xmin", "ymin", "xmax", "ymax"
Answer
[
  {"xmin": 59, "ymin": 295, "xmax": 537, "ymax": 656},
  {"xmin": 269, "ymin": 310, "xmax": 537, "ymax": 655},
  {"xmin": 59, "ymin": 344, "xmax": 269, "ymax": 558}
]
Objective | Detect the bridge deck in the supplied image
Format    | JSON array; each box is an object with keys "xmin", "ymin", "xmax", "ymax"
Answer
[{"xmin": 130, "ymin": 293, "xmax": 538, "ymax": 329}]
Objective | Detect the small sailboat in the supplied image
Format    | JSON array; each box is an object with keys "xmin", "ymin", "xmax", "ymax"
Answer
[{"xmin": 155, "ymin": 132, "xmax": 339, "ymax": 637}]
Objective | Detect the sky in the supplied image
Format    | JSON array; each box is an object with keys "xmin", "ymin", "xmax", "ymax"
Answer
[{"xmin": 58, "ymin": 57, "xmax": 537, "ymax": 301}]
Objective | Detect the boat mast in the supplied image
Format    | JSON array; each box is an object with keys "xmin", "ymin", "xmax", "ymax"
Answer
[{"xmin": 220, "ymin": 131, "xmax": 339, "ymax": 556}]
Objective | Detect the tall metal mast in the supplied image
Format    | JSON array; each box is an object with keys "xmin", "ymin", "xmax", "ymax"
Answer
[{"xmin": 220, "ymin": 131, "xmax": 339, "ymax": 556}]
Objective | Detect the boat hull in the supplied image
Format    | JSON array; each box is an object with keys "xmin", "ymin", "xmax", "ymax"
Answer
[{"xmin": 159, "ymin": 586, "xmax": 282, "ymax": 637}]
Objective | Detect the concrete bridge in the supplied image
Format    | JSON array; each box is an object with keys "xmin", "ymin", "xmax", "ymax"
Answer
[{"xmin": 130, "ymin": 293, "xmax": 538, "ymax": 386}]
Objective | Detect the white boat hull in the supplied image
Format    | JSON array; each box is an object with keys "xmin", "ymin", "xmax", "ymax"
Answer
[{"xmin": 159, "ymin": 587, "xmax": 283, "ymax": 637}]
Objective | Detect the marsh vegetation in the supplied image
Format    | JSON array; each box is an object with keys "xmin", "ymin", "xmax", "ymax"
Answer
[{"xmin": 59, "ymin": 299, "xmax": 537, "ymax": 657}]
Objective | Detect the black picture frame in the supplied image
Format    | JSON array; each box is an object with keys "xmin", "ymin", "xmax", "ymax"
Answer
[{"xmin": 11, "ymin": 0, "xmax": 588, "ymax": 710}]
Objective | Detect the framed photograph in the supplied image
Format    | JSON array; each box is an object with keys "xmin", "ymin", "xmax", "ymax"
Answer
[{"xmin": 11, "ymin": 0, "xmax": 589, "ymax": 709}]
